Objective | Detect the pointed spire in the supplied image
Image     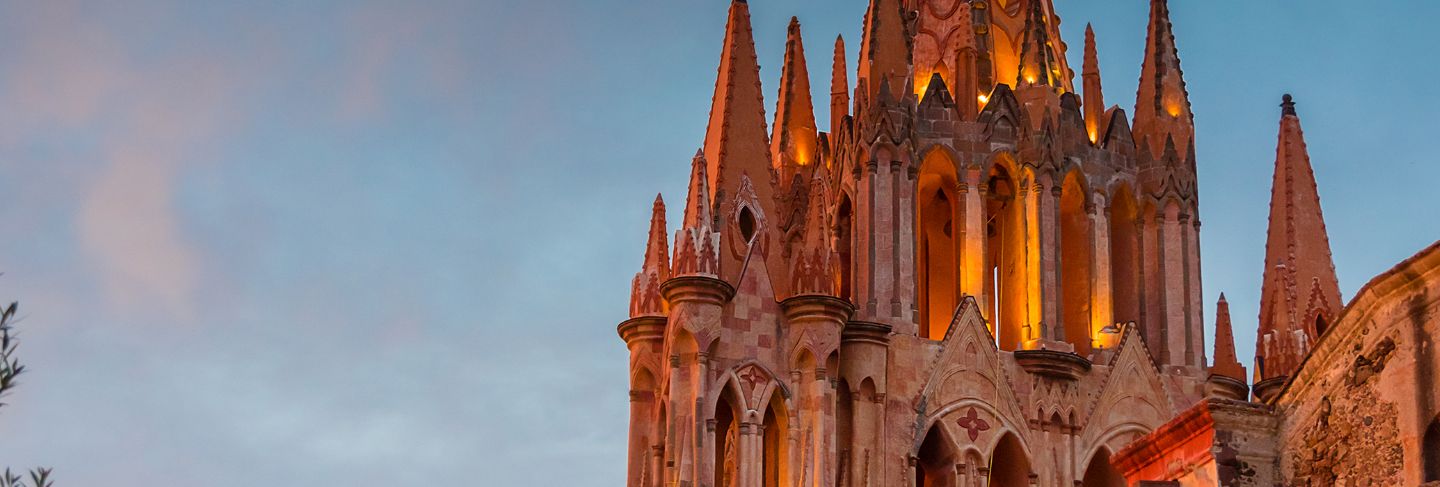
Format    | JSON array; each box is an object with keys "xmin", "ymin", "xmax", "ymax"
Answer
[
  {"xmin": 830, "ymin": 35, "xmax": 850, "ymax": 137},
  {"xmin": 1082, "ymin": 24, "xmax": 1106, "ymax": 143},
  {"xmin": 858, "ymin": 0, "xmax": 909, "ymax": 100},
  {"xmin": 630, "ymin": 195, "xmax": 671, "ymax": 318},
  {"xmin": 1210, "ymin": 294, "xmax": 1246, "ymax": 382},
  {"xmin": 773, "ymin": 17, "xmax": 820, "ymax": 188},
  {"xmin": 791, "ymin": 167, "xmax": 838, "ymax": 297},
  {"xmin": 699, "ymin": 1, "xmax": 779, "ymax": 285},
  {"xmin": 644, "ymin": 194, "xmax": 671, "ymax": 283},
  {"xmin": 1016, "ymin": 0, "xmax": 1058, "ymax": 88},
  {"xmin": 682, "ymin": 149, "xmax": 712, "ymax": 230},
  {"xmin": 1254, "ymin": 93, "xmax": 1343, "ymax": 383},
  {"xmin": 703, "ymin": 0, "xmax": 773, "ymax": 204},
  {"xmin": 1133, "ymin": 0, "xmax": 1194, "ymax": 160},
  {"xmin": 674, "ymin": 150, "xmax": 719, "ymax": 277}
]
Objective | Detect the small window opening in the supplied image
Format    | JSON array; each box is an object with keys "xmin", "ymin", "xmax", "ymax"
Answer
[{"xmin": 739, "ymin": 207, "xmax": 757, "ymax": 243}]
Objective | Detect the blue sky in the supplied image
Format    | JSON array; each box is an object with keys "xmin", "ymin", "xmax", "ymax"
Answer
[{"xmin": 0, "ymin": 0, "xmax": 1435, "ymax": 485}]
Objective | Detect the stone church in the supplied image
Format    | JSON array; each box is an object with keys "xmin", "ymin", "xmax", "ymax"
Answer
[{"xmin": 616, "ymin": 1, "xmax": 1440, "ymax": 485}]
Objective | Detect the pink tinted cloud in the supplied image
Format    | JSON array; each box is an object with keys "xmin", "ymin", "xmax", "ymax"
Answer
[{"xmin": 0, "ymin": 1, "xmax": 246, "ymax": 320}]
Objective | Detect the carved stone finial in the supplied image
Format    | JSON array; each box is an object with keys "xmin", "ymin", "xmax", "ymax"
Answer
[{"xmin": 1281, "ymin": 93, "xmax": 1296, "ymax": 116}]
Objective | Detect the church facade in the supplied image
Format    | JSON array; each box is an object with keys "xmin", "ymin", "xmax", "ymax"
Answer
[{"xmin": 617, "ymin": 1, "xmax": 1440, "ymax": 485}]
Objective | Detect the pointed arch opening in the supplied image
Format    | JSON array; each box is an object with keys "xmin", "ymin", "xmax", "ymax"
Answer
[
  {"xmin": 739, "ymin": 206, "xmax": 758, "ymax": 243},
  {"xmin": 714, "ymin": 387, "xmax": 741, "ymax": 487},
  {"xmin": 1313, "ymin": 313, "xmax": 1328, "ymax": 338},
  {"xmin": 628, "ymin": 368, "xmax": 658, "ymax": 483},
  {"xmin": 915, "ymin": 423, "xmax": 958, "ymax": 487},
  {"xmin": 837, "ymin": 194, "xmax": 855, "ymax": 303},
  {"xmin": 762, "ymin": 392, "xmax": 788, "ymax": 487},
  {"xmin": 1424, "ymin": 414, "xmax": 1440, "ymax": 483},
  {"xmin": 1080, "ymin": 448, "xmax": 1124, "ymax": 487},
  {"xmin": 918, "ymin": 150, "xmax": 963, "ymax": 340},
  {"xmin": 988, "ymin": 433, "xmax": 1031, "ymax": 487},
  {"xmin": 1060, "ymin": 171, "xmax": 1094, "ymax": 355},
  {"xmin": 990, "ymin": 31, "xmax": 1018, "ymax": 92},
  {"xmin": 985, "ymin": 160, "xmax": 1028, "ymax": 350},
  {"xmin": 1109, "ymin": 184, "xmax": 1140, "ymax": 326}
]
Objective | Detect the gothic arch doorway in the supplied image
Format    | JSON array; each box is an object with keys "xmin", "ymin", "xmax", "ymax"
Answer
[
  {"xmin": 988, "ymin": 432, "xmax": 1031, "ymax": 487},
  {"xmin": 836, "ymin": 194, "xmax": 855, "ymax": 303},
  {"xmin": 1109, "ymin": 184, "xmax": 1140, "ymax": 326},
  {"xmin": 1080, "ymin": 447, "xmax": 1124, "ymax": 487},
  {"xmin": 985, "ymin": 161, "xmax": 1027, "ymax": 350},
  {"xmin": 1059, "ymin": 170, "xmax": 1093, "ymax": 355},
  {"xmin": 918, "ymin": 150, "xmax": 962, "ymax": 340},
  {"xmin": 915, "ymin": 423, "xmax": 958, "ymax": 487}
]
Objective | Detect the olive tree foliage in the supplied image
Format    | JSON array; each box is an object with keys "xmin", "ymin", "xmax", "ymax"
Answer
[{"xmin": 0, "ymin": 302, "xmax": 53, "ymax": 487}]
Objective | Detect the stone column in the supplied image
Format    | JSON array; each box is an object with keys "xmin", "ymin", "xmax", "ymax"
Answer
[
  {"xmin": 1185, "ymin": 215, "xmax": 1205, "ymax": 368},
  {"xmin": 694, "ymin": 352, "xmax": 710, "ymax": 485},
  {"xmin": 896, "ymin": 160, "xmax": 917, "ymax": 325},
  {"xmin": 620, "ymin": 316, "xmax": 666, "ymax": 487},
  {"xmin": 861, "ymin": 160, "xmax": 880, "ymax": 318},
  {"xmin": 1088, "ymin": 199, "xmax": 1113, "ymax": 349},
  {"xmin": 1041, "ymin": 182, "xmax": 1062, "ymax": 337},
  {"xmin": 960, "ymin": 170, "xmax": 986, "ymax": 302},
  {"xmin": 1023, "ymin": 178, "xmax": 1041, "ymax": 342},
  {"xmin": 874, "ymin": 160, "xmax": 895, "ymax": 322},
  {"xmin": 1176, "ymin": 213, "xmax": 1196, "ymax": 367},
  {"xmin": 666, "ymin": 354, "xmax": 683, "ymax": 485},
  {"xmin": 1137, "ymin": 212, "xmax": 1159, "ymax": 356},
  {"xmin": 1160, "ymin": 210, "xmax": 1186, "ymax": 365},
  {"xmin": 704, "ymin": 420, "xmax": 717, "ymax": 487},
  {"xmin": 660, "ymin": 276, "xmax": 734, "ymax": 486}
]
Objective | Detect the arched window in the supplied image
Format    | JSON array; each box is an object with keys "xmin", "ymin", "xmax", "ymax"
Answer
[
  {"xmin": 836, "ymin": 196, "xmax": 855, "ymax": 303},
  {"xmin": 763, "ymin": 403, "xmax": 785, "ymax": 487},
  {"xmin": 915, "ymin": 424, "xmax": 957, "ymax": 487},
  {"xmin": 714, "ymin": 394, "xmax": 739, "ymax": 487},
  {"xmin": 1424, "ymin": 415, "xmax": 1440, "ymax": 483},
  {"xmin": 1080, "ymin": 448, "xmax": 1125, "ymax": 487},
  {"xmin": 988, "ymin": 433, "xmax": 1031, "ymax": 487},
  {"xmin": 739, "ymin": 207, "xmax": 758, "ymax": 243},
  {"xmin": 918, "ymin": 150, "xmax": 962, "ymax": 340},
  {"xmin": 1109, "ymin": 185, "xmax": 1140, "ymax": 327},
  {"xmin": 985, "ymin": 161, "xmax": 1027, "ymax": 350},
  {"xmin": 1059, "ymin": 171, "xmax": 1093, "ymax": 355}
]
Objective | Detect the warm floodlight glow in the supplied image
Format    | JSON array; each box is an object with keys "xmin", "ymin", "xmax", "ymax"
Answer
[{"xmin": 978, "ymin": 94, "xmax": 989, "ymax": 104}]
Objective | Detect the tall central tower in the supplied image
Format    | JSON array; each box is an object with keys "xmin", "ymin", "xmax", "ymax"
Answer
[{"xmin": 620, "ymin": 2, "xmax": 1227, "ymax": 486}]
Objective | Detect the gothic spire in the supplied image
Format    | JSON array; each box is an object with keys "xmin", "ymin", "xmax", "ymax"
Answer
[
  {"xmin": 791, "ymin": 168, "xmax": 838, "ymax": 297},
  {"xmin": 1255, "ymin": 94, "xmax": 1342, "ymax": 384},
  {"xmin": 772, "ymin": 17, "xmax": 819, "ymax": 187},
  {"xmin": 682, "ymin": 149, "xmax": 712, "ymax": 231},
  {"xmin": 1016, "ymin": 0, "xmax": 1058, "ymax": 88},
  {"xmin": 673, "ymin": 150, "xmax": 718, "ymax": 277},
  {"xmin": 1082, "ymin": 24, "xmax": 1105, "ymax": 143},
  {"xmin": 700, "ymin": 0, "xmax": 777, "ymax": 285},
  {"xmin": 1133, "ymin": 0, "xmax": 1194, "ymax": 160},
  {"xmin": 703, "ymin": 0, "xmax": 774, "ymax": 203},
  {"xmin": 858, "ymin": 0, "xmax": 909, "ymax": 100},
  {"xmin": 1210, "ymin": 293, "xmax": 1246, "ymax": 382},
  {"xmin": 830, "ymin": 35, "xmax": 850, "ymax": 137},
  {"xmin": 630, "ymin": 195, "xmax": 671, "ymax": 318}
]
